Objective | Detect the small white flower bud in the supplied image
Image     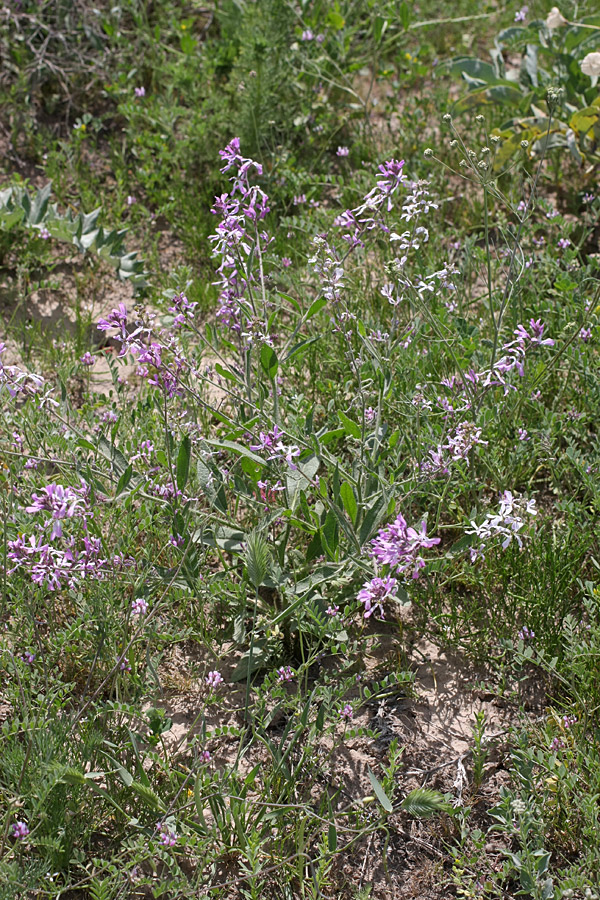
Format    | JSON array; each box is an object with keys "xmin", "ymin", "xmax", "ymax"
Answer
[
  {"xmin": 424, "ymin": 148, "xmax": 433, "ymax": 157},
  {"xmin": 521, "ymin": 140, "xmax": 529, "ymax": 149},
  {"xmin": 449, "ymin": 139, "xmax": 458, "ymax": 148},
  {"xmin": 442, "ymin": 113, "xmax": 452, "ymax": 123},
  {"xmin": 475, "ymin": 115, "xmax": 485, "ymax": 123}
]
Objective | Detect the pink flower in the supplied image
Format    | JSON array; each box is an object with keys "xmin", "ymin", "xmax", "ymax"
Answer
[
  {"xmin": 336, "ymin": 146, "xmax": 349, "ymax": 157},
  {"xmin": 277, "ymin": 665, "xmax": 294, "ymax": 682},
  {"xmin": 134, "ymin": 86, "xmax": 146, "ymax": 98},
  {"xmin": 12, "ymin": 822, "xmax": 29, "ymax": 839},
  {"xmin": 357, "ymin": 576, "xmax": 398, "ymax": 619},
  {"xmin": 370, "ymin": 513, "xmax": 440, "ymax": 579},
  {"xmin": 156, "ymin": 822, "xmax": 177, "ymax": 846},
  {"xmin": 339, "ymin": 704, "xmax": 353, "ymax": 722},
  {"xmin": 206, "ymin": 670, "xmax": 223, "ymax": 687},
  {"xmin": 131, "ymin": 598, "xmax": 148, "ymax": 616}
]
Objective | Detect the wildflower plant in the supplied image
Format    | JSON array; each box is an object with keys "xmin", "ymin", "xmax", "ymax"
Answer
[{"xmin": 2, "ymin": 2, "xmax": 600, "ymax": 896}]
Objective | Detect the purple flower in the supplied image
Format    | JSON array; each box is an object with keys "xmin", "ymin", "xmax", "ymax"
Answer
[
  {"xmin": 518, "ymin": 625, "xmax": 535, "ymax": 640},
  {"xmin": 25, "ymin": 483, "xmax": 88, "ymax": 540},
  {"xmin": 131, "ymin": 598, "xmax": 148, "ymax": 616},
  {"xmin": 370, "ymin": 513, "xmax": 440, "ymax": 579},
  {"xmin": 206, "ymin": 670, "xmax": 223, "ymax": 687},
  {"xmin": 514, "ymin": 6, "xmax": 528, "ymax": 21},
  {"xmin": 281, "ymin": 257, "xmax": 292, "ymax": 268},
  {"xmin": 156, "ymin": 821, "xmax": 177, "ymax": 846},
  {"xmin": 336, "ymin": 146, "xmax": 349, "ymax": 157},
  {"xmin": 97, "ymin": 303, "xmax": 128, "ymax": 340},
  {"xmin": 277, "ymin": 665, "xmax": 294, "ymax": 683},
  {"xmin": 200, "ymin": 749, "xmax": 211, "ymax": 763},
  {"xmin": 326, "ymin": 604, "xmax": 339, "ymax": 617},
  {"xmin": 12, "ymin": 821, "xmax": 29, "ymax": 840},
  {"xmin": 80, "ymin": 352, "xmax": 95, "ymax": 366},
  {"xmin": 514, "ymin": 319, "xmax": 554, "ymax": 347},
  {"xmin": 357, "ymin": 575, "xmax": 398, "ymax": 619},
  {"xmin": 339, "ymin": 704, "xmax": 353, "ymax": 722},
  {"xmin": 557, "ymin": 237, "xmax": 571, "ymax": 250},
  {"xmin": 134, "ymin": 86, "xmax": 145, "ymax": 98},
  {"xmin": 40, "ymin": 227, "xmax": 50, "ymax": 240},
  {"xmin": 583, "ymin": 192, "xmax": 595, "ymax": 204},
  {"xmin": 518, "ymin": 427, "xmax": 529, "ymax": 442},
  {"xmin": 550, "ymin": 736, "xmax": 565, "ymax": 751},
  {"xmin": 20, "ymin": 651, "xmax": 35, "ymax": 665},
  {"xmin": 580, "ymin": 327, "xmax": 592, "ymax": 342},
  {"xmin": 301, "ymin": 28, "xmax": 314, "ymax": 41},
  {"xmin": 126, "ymin": 195, "xmax": 136, "ymax": 206}
]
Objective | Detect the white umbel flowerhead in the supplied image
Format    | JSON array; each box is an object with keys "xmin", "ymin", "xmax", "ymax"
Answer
[
  {"xmin": 581, "ymin": 52, "xmax": 600, "ymax": 79},
  {"xmin": 546, "ymin": 6, "xmax": 567, "ymax": 29}
]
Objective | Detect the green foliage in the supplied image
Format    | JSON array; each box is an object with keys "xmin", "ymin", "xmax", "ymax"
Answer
[{"xmin": 0, "ymin": 183, "xmax": 147, "ymax": 290}]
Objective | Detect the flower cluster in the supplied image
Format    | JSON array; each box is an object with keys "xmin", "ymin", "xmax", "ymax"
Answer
[
  {"xmin": 518, "ymin": 625, "xmax": 535, "ymax": 641},
  {"xmin": 357, "ymin": 575, "xmax": 398, "ymax": 619},
  {"xmin": 12, "ymin": 821, "xmax": 29, "ymax": 840},
  {"xmin": 8, "ymin": 532, "xmax": 105, "ymax": 591},
  {"xmin": 256, "ymin": 479, "xmax": 285, "ymax": 508},
  {"xmin": 467, "ymin": 491, "xmax": 537, "ymax": 562},
  {"xmin": 25, "ymin": 482, "xmax": 89, "ymax": 540},
  {"xmin": 249, "ymin": 426, "xmax": 300, "ymax": 469},
  {"xmin": 370, "ymin": 512, "xmax": 440, "ymax": 579},
  {"xmin": 0, "ymin": 342, "xmax": 46, "ymax": 401},
  {"xmin": 420, "ymin": 421, "xmax": 488, "ymax": 478},
  {"xmin": 277, "ymin": 665, "xmax": 294, "ymax": 682},
  {"xmin": 210, "ymin": 138, "xmax": 272, "ymax": 341},
  {"xmin": 156, "ymin": 821, "xmax": 178, "ymax": 847},
  {"xmin": 333, "ymin": 157, "xmax": 407, "ymax": 249},
  {"xmin": 206, "ymin": 670, "xmax": 224, "ymax": 687}
]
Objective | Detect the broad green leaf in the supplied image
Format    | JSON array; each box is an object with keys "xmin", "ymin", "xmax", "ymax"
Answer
[
  {"xmin": 340, "ymin": 482, "xmax": 358, "ymax": 524},
  {"xmin": 260, "ymin": 344, "xmax": 278, "ymax": 379},
  {"xmin": 176, "ymin": 435, "xmax": 192, "ymax": 492},
  {"xmin": 338, "ymin": 410, "xmax": 361, "ymax": 440},
  {"xmin": 204, "ymin": 439, "xmax": 265, "ymax": 467},
  {"xmin": 305, "ymin": 296, "xmax": 327, "ymax": 320},
  {"xmin": 368, "ymin": 769, "xmax": 393, "ymax": 812}
]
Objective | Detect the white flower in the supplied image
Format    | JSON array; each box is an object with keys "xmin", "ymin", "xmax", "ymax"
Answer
[
  {"xmin": 581, "ymin": 52, "xmax": 600, "ymax": 78},
  {"xmin": 546, "ymin": 7, "xmax": 567, "ymax": 29}
]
